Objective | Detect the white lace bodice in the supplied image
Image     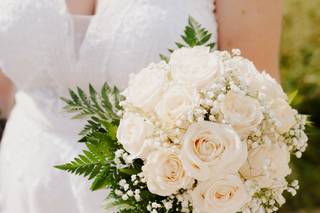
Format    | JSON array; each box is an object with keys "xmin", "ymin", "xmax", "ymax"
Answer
[{"xmin": 0, "ymin": 0, "xmax": 217, "ymax": 93}]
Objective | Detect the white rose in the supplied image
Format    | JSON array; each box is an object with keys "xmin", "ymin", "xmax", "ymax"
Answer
[
  {"xmin": 270, "ymin": 98, "xmax": 297, "ymax": 134},
  {"xmin": 155, "ymin": 85, "xmax": 199, "ymax": 127},
  {"xmin": 221, "ymin": 91, "xmax": 263, "ymax": 138},
  {"xmin": 180, "ymin": 121, "xmax": 247, "ymax": 181},
  {"xmin": 170, "ymin": 47, "xmax": 222, "ymax": 89},
  {"xmin": 142, "ymin": 148, "xmax": 193, "ymax": 196},
  {"xmin": 260, "ymin": 72, "xmax": 287, "ymax": 101},
  {"xmin": 191, "ymin": 175, "xmax": 250, "ymax": 213},
  {"xmin": 117, "ymin": 112, "xmax": 153, "ymax": 157},
  {"xmin": 124, "ymin": 62, "xmax": 169, "ymax": 111},
  {"xmin": 240, "ymin": 143, "xmax": 291, "ymax": 188}
]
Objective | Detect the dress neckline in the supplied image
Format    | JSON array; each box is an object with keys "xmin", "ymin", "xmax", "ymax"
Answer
[
  {"xmin": 71, "ymin": 15, "xmax": 92, "ymax": 34},
  {"xmin": 71, "ymin": 14, "xmax": 94, "ymax": 18},
  {"xmin": 71, "ymin": 15, "xmax": 92, "ymax": 56},
  {"xmin": 64, "ymin": 1, "xmax": 103, "ymax": 59}
]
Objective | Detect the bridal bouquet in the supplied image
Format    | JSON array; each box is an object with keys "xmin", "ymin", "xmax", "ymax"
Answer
[{"xmin": 56, "ymin": 18, "xmax": 309, "ymax": 213}]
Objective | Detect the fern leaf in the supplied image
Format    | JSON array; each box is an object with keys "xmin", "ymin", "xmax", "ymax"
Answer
[
  {"xmin": 101, "ymin": 120, "xmax": 118, "ymax": 140},
  {"xmin": 55, "ymin": 139, "xmax": 111, "ymax": 180},
  {"xmin": 89, "ymin": 84, "xmax": 104, "ymax": 113},
  {"xmin": 175, "ymin": 42, "xmax": 186, "ymax": 48},
  {"xmin": 104, "ymin": 199, "xmax": 135, "ymax": 213},
  {"xmin": 160, "ymin": 16, "xmax": 216, "ymax": 62},
  {"xmin": 101, "ymin": 83, "xmax": 113, "ymax": 111},
  {"xmin": 159, "ymin": 54, "xmax": 169, "ymax": 63},
  {"xmin": 112, "ymin": 86, "xmax": 123, "ymax": 110},
  {"xmin": 90, "ymin": 165, "xmax": 110, "ymax": 191},
  {"xmin": 54, "ymin": 155, "xmax": 100, "ymax": 179},
  {"xmin": 61, "ymin": 84, "xmax": 123, "ymax": 127}
]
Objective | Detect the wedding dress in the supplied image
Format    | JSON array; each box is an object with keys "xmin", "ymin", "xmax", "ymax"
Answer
[{"xmin": 0, "ymin": 0, "xmax": 217, "ymax": 212}]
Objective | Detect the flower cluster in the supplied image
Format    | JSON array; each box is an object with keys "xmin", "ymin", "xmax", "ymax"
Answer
[{"xmin": 116, "ymin": 46, "xmax": 308, "ymax": 213}]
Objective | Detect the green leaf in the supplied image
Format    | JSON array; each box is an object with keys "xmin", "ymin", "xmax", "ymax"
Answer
[
  {"xmin": 104, "ymin": 199, "xmax": 134, "ymax": 213},
  {"xmin": 175, "ymin": 42, "xmax": 185, "ymax": 48},
  {"xmin": 305, "ymin": 115, "xmax": 314, "ymax": 127},
  {"xmin": 199, "ymin": 33, "xmax": 211, "ymax": 45},
  {"xmin": 90, "ymin": 165, "xmax": 110, "ymax": 191},
  {"xmin": 160, "ymin": 16, "xmax": 216, "ymax": 61},
  {"xmin": 101, "ymin": 83, "xmax": 113, "ymax": 110},
  {"xmin": 160, "ymin": 54, "xmax": 169, "ymax": 63},
  {"xmin": 288, "ymin": 90, "xmax": 298, "ymax": 105},
  {"xmin": 54, "ymin": 136, "xmax": 112, "ymax": 179},
  {"xmin": 54, "ymin": 153, "xmax": 101, "ymax": 179},
  {"xmin": 69, "ymin": 89, "xmax": 81, "ymax": 105},
  {"xmin": 101, "ymin": 121, "xmax": 118, "ymax": 140},
  {"xmin": 89, "ymin": 84, "xmax": 104, "ymax": 112},
  {"xmin": 118, "ymin": 167, "xmax": 140, "ymax": 175},
  {"xmin": 112, "ymin": 86, "xmax": 123, "ymax": 110},
  {"xmin": 60, "ymin": 84, "xmax": 123, "ymax": 132},
  {"xmin": 77, "ymin": 87, "xmax": 92, "ymax": 111}
]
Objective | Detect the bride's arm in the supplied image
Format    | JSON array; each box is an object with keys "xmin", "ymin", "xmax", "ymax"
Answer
[
  {"xmin": 216, "ymin": 0, "xmax": 282, "ymax": 81},
  {"xmin": 0, "ymin": 70, "xmax": 14, "ymax": 118}
]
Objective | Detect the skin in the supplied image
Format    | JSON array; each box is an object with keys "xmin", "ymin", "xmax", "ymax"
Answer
[
  {"xmin": 66, "ymin": 0, "xmax": 96, "ymax": 15},
  {"xmin": 0, "ymin": 0, "xmax": 282, "ymax": 118},
  {"xmin": 216, "ymin": 0, "xmax": 282, "ymax": 81},
  {"xmin": 0, "ymin": 72, "xmax": 14, "ymax": 118}
]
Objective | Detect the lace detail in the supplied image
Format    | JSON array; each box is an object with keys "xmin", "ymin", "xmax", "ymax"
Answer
[
  {"xmin": 0, "ymin": 0, "xmax": 72, "ymax": 91},
  {"xmin": 0, "ymin": 0, "xmax": 216, "ymax": 93}
]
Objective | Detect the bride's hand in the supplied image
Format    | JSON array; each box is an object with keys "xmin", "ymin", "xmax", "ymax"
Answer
[
  {"xmin": 0, "ymin": 70, "xmax": 15, "ymax": 118},
  {"xmin": 216, "ymin": 0, "xmax": 282, "ymax": 81}
]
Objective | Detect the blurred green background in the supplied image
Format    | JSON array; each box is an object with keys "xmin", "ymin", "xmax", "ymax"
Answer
[{"xmin": 280, "ymin": 0, "xmax": 320, "ymax": 212}]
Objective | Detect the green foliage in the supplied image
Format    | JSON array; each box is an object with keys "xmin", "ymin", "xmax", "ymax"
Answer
[
  {"xmin": 288, "ymin": 90, "xmax": 298, "ymax": 105},
  {"xmin": 61, "ymin": 83, "xmax": 123, "ymax": 121},
  {"xmin": 61, "ymin": 83, "xmax": 123, "ymax": 136},
  {"xmin": 55, "ymin": 147, "xmax": 104, "ymax": 180},
  {"xmin": 280, "ymin": 0, "xmax": 320, "ymax": 211},
  {"xmin": 56, "ymin": 84, "xmax": 125, "ymax": 191},
  {"xmin": 160, "ymin": 16, "xmax": 216, "ymax": 62},
  {"xmin": 178, "ymin": 16, "xmax": 215, "ymax": 49}
]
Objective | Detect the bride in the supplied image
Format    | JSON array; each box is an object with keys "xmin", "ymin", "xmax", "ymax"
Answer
[{"xmin": 0, "ymin": 0, "xmax": 282, "ymax": 212}]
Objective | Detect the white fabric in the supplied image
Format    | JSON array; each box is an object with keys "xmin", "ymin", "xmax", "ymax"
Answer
[
  {"xmin": 0, "ymin": 0, "xmax": 217, "ymax": 212},
  {"xmin": 73, "ymin": 15, "xmax": 93, "ymax": 55}
]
